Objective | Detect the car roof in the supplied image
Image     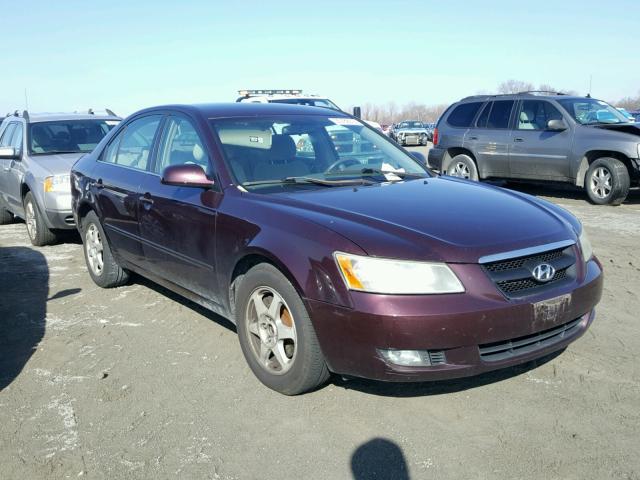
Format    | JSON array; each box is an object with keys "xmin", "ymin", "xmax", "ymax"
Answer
[
  {"xmin": 3, "ymin": 112, "xmax": 121, "ymax": 124},
  {"xmin": 457, "ymin": 93, "xmax": 587, "ymax": 103},
  {"xmin": 132, "ymin": 102, "xmax": 351, "ymax": 118}
]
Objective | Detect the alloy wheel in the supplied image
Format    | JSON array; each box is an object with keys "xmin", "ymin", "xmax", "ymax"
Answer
[
  {"xmin": 450, "ymin": 162, "xmax": 471, "ymax": 179},
  {"xmin": 590, "ymin": 166, "xmax": 612, "ymax": 199},
  {"xmin": 25, "ymin": 201, "xmax": 37, "ymax": 240},
  {"xmin": 85, "ymin": 224, "xmax": 104, "ymax": 276},
  {"xmin": 246, "ymin": 286, "xmax": 297, "ymax": 375}
]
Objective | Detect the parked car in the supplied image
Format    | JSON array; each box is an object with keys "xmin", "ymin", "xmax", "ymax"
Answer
[
  {"xmin": 429, "ymin": 92, "xmax": 640, "ymax": 205},
  {"xmin": 628, "ymin": 110, "xmax": 640, "ymax": 122},
  {"xmin": 0, "ymin": 109, "xmax": 120, "ymax": 245},
  {"xmin": 71, "ymin": 102, "xmax": 603, "ymax": 395},
  {"xmin": 395, "ymin": 120, "xmax": 430, "ymax": 146},
  {"xmin": 617, "ymin": 107, "xmax": 635, "ymax": 122}
]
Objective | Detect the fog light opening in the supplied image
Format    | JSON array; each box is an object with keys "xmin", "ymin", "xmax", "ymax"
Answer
[{"xmin": 379, "ymin": 349, "xmax": 432, "ymax": 367}]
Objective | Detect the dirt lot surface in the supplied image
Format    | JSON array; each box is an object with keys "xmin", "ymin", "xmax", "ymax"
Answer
[{"xmin": 1, "ymin": 180, "xmax": 639, "ymax": 479}]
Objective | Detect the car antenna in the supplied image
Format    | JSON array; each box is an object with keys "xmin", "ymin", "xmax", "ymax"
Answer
[{"xmin": 106, "ymin": 108, "xmax": 117, "ymax": 117}]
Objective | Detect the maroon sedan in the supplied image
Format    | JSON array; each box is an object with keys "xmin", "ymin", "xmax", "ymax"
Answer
[{"xmin": 71, "ymin": 103, "xmax": 603, "ymax": 395}]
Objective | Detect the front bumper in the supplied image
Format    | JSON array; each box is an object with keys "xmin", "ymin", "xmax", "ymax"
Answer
[
  {"xmin": 44, "ymin": 208, "xmax": 75, "ymax": 229},
  {"xmin": 307, "ymin": 258, "xmax": 603, "ymax": 382},
  {"xmin": 397, "ymin": 133, "xmax": 425, "ymax": 145}
]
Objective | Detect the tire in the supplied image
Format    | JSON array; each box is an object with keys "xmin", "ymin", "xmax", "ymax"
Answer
[
  {"xmin": 0, "ymin": 206, "xmax": 13, "ymax": 225},
  {"xmin": 445, "ymin": 154, "xmax": 479, "ymax": 181},
  {"xmin": 420, "ymin": 134, "xmax": 428, "ymax": 146},
  {"xmin": 585, "ymin": 157, "xmax": 630, "ymax": 206},
  {"xmin": 81, "ymin": 210, "xmax": 129, "ymax": 288},
  {"xmin": 236, "ymin": 263, "xmax": 329, "ymax": 395},
  {"xmin": 24, "ymin": 192, "xmax": 58, "ymax": 246}
]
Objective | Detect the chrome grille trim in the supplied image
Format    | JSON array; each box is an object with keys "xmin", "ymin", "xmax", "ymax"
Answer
[{"xmin": 478, "ymin": 239, "xmax": 575, "ymax": 264}]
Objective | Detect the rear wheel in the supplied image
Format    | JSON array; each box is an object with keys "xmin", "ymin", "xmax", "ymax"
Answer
[
  {"xmin": 82, "ymin": 211, "xmax": 129, "ymax": 287},
  {"xmin": 585, "ymin": 157, "xmax": 630, "ymax": 205},
  {"xmin": 24, "ymin": 192, "xmax": 58, "ymax": 246},
  {"xmin": 446, "ymin": 154, "xmax": 479, "ymax": 181},
  {"xmin": 236, "ymin": 263, "xmax": 329, "ymax": 395}
]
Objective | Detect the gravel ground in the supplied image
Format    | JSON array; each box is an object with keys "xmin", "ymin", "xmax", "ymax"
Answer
[{"xmin": 1, "ymin": 177, "xmax": 639, "ymax": 479}]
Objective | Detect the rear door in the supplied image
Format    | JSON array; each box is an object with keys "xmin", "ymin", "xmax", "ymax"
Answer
[
  {"xmin": 138, "ymin": 114, "xmax": 222, "ymax": 302},
  {"xmin": 5, "ymin": 123, "xmax": 25, "ymax": 213},
  {"xmin": 463, "ymin": 100, "xmax": 515, "ymax": 178},
  {"xmin": 0, "ymin": 123, "xmax": 18, "ymax": 208},
  {"xmin": 92, "ymin": 114, "xmax": 163, "ymax": 266},
  {"xmin": 509, "ymin": 99, "xmax": 573, "ymax": 180}
]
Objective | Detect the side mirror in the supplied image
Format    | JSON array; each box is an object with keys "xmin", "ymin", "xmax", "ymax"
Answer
[
  {"xmin": 547, "ymin": 119, "xmax": 567, "ymax": 131},
  {"xmin": 0, "ymin": 146, "xmax": 19, "ymax": 159},
  {"xmin": 353, "ymin": 106, "xmax": 361, "ymax": 118},
  {"xmin": 410, "ymin": 151, "xmax": 427, "ymax": 164},
  {"xmin": 161, "ymin": 164, "xmax": 214, "ymax": 189}
]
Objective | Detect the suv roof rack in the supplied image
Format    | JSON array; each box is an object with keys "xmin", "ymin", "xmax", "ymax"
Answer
[
  {"xmin": 517, "ymin": 90, "xmax": 568, "ymax": 96},
  {"xmin": 85, "ymin": 108, "xmax": 118, "ymax": 116},
  {"xmin": 238, "ymin": 89, "xmax": 303, "ymax": 97},
  {"xmin": 461, "ymin": 91, "xmax": 571, "ymax": 102}
]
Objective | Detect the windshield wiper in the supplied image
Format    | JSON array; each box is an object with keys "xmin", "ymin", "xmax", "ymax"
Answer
[
  {"xmin": 242, "ymin": 176, "xmax": 377, "ymax": 187},
  {"xmin": 326, "ymin": 168, "xmax": 428, "ymax": 180}
]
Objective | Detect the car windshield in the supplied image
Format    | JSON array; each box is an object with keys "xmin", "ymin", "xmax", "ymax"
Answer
[
  {"xmin": 557, "ymin": 98, "xmax": 629, "ymax": 125},
  {"xmin": 399, "ymin": 121, "xmax": 423, "ymax": 129},
  {"xmin": 29, "ymin": 119, "xmax": 119, "ymax": 155},
  {"xmin": 270, "ymin": 98, "xmax": 341, "ymax": 111},
  {"xmin": 210, "ymin": 115, "xmax": 428, "ymax": 192}
]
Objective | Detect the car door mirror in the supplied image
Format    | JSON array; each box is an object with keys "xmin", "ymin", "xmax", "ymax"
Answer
[
  {"xmin": 161, "ymin": 164, "xmax": 214, "ymax": 189},
  {"xmin": 0, "ymin": 146, "xmax": 19, "ymax": 159},
  {"xmin": 546, "ymin": 119, "xmax": 567, "ymax": 131}
]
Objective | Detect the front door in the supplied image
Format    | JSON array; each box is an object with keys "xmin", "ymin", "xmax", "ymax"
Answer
[
  {"xmin": 509, "ymin": 100, "xmax": 573, "ymax": 180},
  {"xmin": 93, "ymin": 114, "xmax": 163, "ymax": 266},
  {"xmin": 5, "ymin": 123, "xmax": 26, "ymax": 214},
  {"xmin": 0, "ymin": 123, "xmax": 18, "ymax": 211},
  {"xmin": 139, "ymin": 115, "xmax": 221, "ymax": 303},
  {"xmin": 463, "ymin": 100, "xmax": 515, "ymax": 178}
]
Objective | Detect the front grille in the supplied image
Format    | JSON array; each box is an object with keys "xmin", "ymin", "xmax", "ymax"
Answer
[
  {"xmin": 428, "ymin": 350, "xmax": 446, "ymax": 365},
  {"xmin": 479, "ymin": 317, "xmax": 583, "ymax": 362},
  {"xmin": 482, "ymin": 246, "xmax": 576, "ymax": 298}
]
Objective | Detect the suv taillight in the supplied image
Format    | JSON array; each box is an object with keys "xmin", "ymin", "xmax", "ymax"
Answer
[{"xmin": 433, "ymin": 127, "xmax": 439, "ymax": 146}]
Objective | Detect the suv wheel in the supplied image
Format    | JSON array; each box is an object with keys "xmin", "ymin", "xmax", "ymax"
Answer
[
  {"xmin": 82, "ymin": 211, "xmax": 129, "ymax": 287},
  {"xmin": 236, "ymin": 263, "xmax": 329, "ymax": 395},
  {"xmin": 446, "ymin": 154, "xmax": 479, "ymax": 181},
  {"xmin": 585, "ymin": 157, "xmax": 630, "ymax": 206},
  {"xmin": 24, "ymin": 192, "xmax": 58, "ymax": 246}
]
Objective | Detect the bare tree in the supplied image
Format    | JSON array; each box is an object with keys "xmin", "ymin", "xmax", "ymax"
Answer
[{"xmin": 497, "ymin": 79, "xmax": 535, "ymax": 94}]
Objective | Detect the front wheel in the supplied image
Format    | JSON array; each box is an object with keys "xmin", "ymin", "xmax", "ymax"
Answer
[
  {"xmin": 24, "ymin": 192, "xmax": 58, "ymax": 246},
  {"xmin": 446, "ymin": 154, "xmax": 479, "ymax": 181},
  {"xmin": 236, "ymin": 263, "xmax": 329, "ymax": 395},
  {"xmin": 82, "ymin": 211, "xmax": 129, "ymax": 288},
  {"xmin": 585, "ymin": 157, "xmax": 630, "ymax": 205}
]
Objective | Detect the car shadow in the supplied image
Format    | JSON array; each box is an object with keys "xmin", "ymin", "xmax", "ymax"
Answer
[
  {"xmin": 331, "ymin": 349, "xmax": 564, "ymax": 398},
  {"xmin": 351, "ymin": 438, "xmax": 410, "ymax": 479},
  {"xmin": 0, "ymin": 246, "xmax": 48, "ymax": 391},
  {"xmin": 133, "ymin": 274, "xmax": 236, "ymax": 333}
]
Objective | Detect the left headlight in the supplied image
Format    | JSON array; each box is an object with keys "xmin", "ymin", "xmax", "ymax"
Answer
[
  {"xmin": 334, "ymin": 252, "xmax": 465, "ymax": 295},
  {"xmin": 44, "ymin": 174, "xmax": 71, "ymax": 193},
  {"xmin": 578, "ymin": 229, "xmax": 593, "ymax": 262}
]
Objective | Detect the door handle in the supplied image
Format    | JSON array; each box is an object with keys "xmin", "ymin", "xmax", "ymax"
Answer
[
  {"xmin": 513, "ymin": 138, "xmax": 524, "ymax": 143},
  {"xmin": 468, "ymin": 136, "xmax": 478, "ymax": 141},
  {"xmin": 95, "ymin": 178, "xmax": 105, "ymax": 189}
]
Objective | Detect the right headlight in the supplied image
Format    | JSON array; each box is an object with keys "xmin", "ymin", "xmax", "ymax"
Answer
[
  {"xmin": 334, "ymin": 252, "xmax": 465, "ymax": 295},
  {"xmin": 578, "ymin": 229, "xmax": 593, "ymax": 262}
]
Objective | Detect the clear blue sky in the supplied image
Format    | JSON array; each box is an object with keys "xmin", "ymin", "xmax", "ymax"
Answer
[{"xmin": 1, "ymin": 0, "xmax": 638, "ymax": 116}]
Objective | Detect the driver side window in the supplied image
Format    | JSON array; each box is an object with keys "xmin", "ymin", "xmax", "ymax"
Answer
[
  {"xmin": 104, "ymin": 115, "xmax": 161, "ymax": 170},
  {"xmin": 155, "ymin": 117, "xmax": 210, "ymax": 174}
]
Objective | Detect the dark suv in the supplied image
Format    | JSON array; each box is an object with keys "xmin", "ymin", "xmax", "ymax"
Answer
[
  {"xmin": 71, "ymin": 103, "xmax": 602, "ymax": 395},
  {"xmin": 428, "ymin": 92, "xmax": 640, "ymax": 205}
]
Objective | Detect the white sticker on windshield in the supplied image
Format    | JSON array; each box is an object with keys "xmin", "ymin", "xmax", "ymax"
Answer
[{"xmin": 329, "ymin": 118, "xmax": 361, "ymax": 126}]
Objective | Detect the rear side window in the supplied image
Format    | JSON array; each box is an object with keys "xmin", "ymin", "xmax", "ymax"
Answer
[
  {"xmin": 102, "ymin": 115, "xmax": 161, "ymax": 170},
  {"xmin": 447, "ymin": 102, "xmax": 483, "ymax": 127},
  {"xmin": 0, "ymin": 123, "xmax": 17, "ymax": 147},
  {"xmin": 475, "ymin": 103, "xmax": 491, "ymax": 128},
  {"xmin": 486, "ymin": 101, "xmax": 514, "ymax": 129}
]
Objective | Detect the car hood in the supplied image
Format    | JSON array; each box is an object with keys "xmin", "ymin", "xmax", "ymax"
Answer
[
  {"xmin": 265, "ymin": 177, "xmax": 578, "ymax": 263},
  {"xmin": 31, "ymin": 153, "xmax": 85, "ymax": 176},
  {"xmin": 592, "ymin": 123, "xmax": 640, "ymax": 138}
]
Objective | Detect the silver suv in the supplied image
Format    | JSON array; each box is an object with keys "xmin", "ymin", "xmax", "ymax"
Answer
[
  {"xmin": 0, "ymin": 110, "xmax": 120, "ymax": 245},
  {"xmin": 428, "ymin": 92, "xmax": 640, "ymax": 205}
]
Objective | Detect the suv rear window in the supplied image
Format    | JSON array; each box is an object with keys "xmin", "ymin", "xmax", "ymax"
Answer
[{"xmin": 447, "ymin": 102, "xmax": 483, "ymax": 128}]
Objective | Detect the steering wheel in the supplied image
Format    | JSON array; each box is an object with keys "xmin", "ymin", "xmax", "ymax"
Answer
[{"xmin": 325, "ymin": 157, "xmax": 361, "ymax": 173}]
